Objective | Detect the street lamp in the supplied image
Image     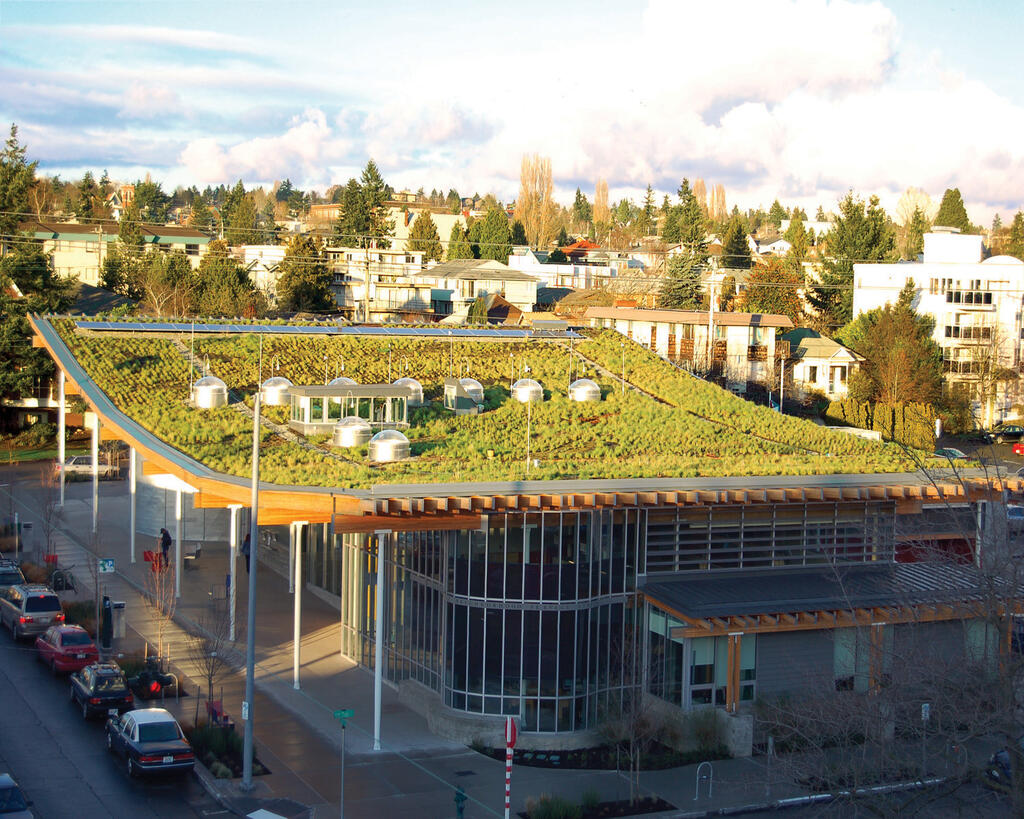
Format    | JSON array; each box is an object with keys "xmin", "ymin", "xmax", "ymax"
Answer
[{"xmin": 620, "ymin": 342, "xmax": 625, "ymax": 394}]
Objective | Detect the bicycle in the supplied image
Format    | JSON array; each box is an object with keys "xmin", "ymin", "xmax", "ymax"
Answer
[{"xmin": 50, "ymin": 565, "xmax": 77, "ymax": 593}]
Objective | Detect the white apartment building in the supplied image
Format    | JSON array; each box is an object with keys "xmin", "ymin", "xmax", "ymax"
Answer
[
  {"xmin": 414, "ymin": 259, "xmax": 539, "ymax": 316},
  {"xmin": 508, "ymin": 247, "xmax": 643, "ymax": 290},
  {"xmin": 324, "ymin": 246, "xmax": 430, "ymax": 320},
  {"xmin": 853, "ymin": 229, "xmax": 1024, "ymax": 423},
  {"xmin": 584, "ymin": 306, "xmax": 793, "ymax": 393}
]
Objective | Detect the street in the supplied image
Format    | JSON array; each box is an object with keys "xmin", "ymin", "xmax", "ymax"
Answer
[{"xmin": 0, "ymin": 625, "xmax": 225, "ymax": 818}]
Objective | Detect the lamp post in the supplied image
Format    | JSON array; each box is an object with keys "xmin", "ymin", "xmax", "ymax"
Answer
[
  {"xmin": 242, "ymin": 393, "xmax": 262, "ymax": 790},
  {"xmin": 620, "ymin": 342, "xmax": 625, "ymax": 394}
]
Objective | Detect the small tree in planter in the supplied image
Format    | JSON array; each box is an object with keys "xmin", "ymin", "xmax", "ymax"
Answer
[
  {"xmin": 142, "ymin": 560, "xmax": 177, "ymax": 669},
  {"xmin": 185, "ymin": 607, "xmax": 235, "ymax": 719}
]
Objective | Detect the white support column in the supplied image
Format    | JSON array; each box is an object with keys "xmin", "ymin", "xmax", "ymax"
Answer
[
  {"xmin": 293, "ymin": 521, "xmax": 306, "ymax": 690},
  {"xmin": 373, "ymin": 529, "xmax": 390, "ymax": 752},
  {"xmin": 228, "ymin": 505, "xmax": 240, "ymax": 642},
  {"xmin": 91, "ymin": 417, "xmax": 99, "ymax": 533},
  {"xmin": 288, "ymin": 522, "xmax": 295, "ymax": 594},
  {"xmin": 129, "ymin": 447, "xmax": 137, "ymax": 564},
  {"xmin": 57, "ymin": 370, "xmax": 65, "ymax": 508},
  {"xmin": 174, "ymin": 487, "xmax": 182, "ymax": 599}
]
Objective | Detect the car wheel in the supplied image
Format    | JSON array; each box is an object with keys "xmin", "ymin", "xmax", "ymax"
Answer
[
  {"xmin": 82, "ymin": 699, "xmax": 89, "ymax": 720},
  {"xmin": 12, "ymin": 624, "xmax": 20, "ymax": 641},
  {"xmin": 106, "ymin": 731, "xmax": 113, "ymax": 752},
  {"xmin": 126, "ymin": 757, "xmax": 135, "ymax": 778}
]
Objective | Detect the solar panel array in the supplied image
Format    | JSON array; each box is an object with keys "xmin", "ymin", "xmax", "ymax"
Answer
[{"xmin": 74, "ymin": 320, "xmax": 582, "ymax": 340}]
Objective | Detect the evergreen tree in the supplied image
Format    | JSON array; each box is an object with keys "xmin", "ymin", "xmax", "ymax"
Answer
[
  {"xmin": 510, "ymin": 220, "xmax": 528, "ymax": 246},
  {"xmin": 934, "ymin": 187, "xmax": 974, "ymax": 233},
  {"xmin": 133, "ymin": 178, "xmax": 170, "ymax": 223},
  {"xmin": 638, "ymin": 185, "xmax": 657, "ymax": 236},
  {"xmin": 808, "ymin": 193, "xmax": 895, "ymax": 328},
  {"xmin": 447, "ymin": 223, "xmax": 474, "ymax": 260},
  {"xmin": 815, "ymin": 205, "xmax": 827, "ymax": 221},
  {"xmin": 335, "ymin": 179, "xmax": 367, "ymax": 245},
  {"xmin": 783, "ymin": 217, "xmax": 808, "ymax": 261},
  {"xmin": 659, "ymin": 252, "xmax": 704, "ymax": 309},
  {"xmin": 0, "ymin": 124, "xmax": 37, "ymax": 237},
  {"xmin": 225, "ymin": 194, "xmax": 258, "ymax": 245},
  {"xmin": 99, "ymin": 170, "xmax": 110, "ymax": 198},
  {"xmin": 446, "ymin": 189, "xmax": 462, "ymax": 213},
  {"xmin": 0, "ymin": 243, "xmax": 73, "ymax": 401},
  {"xmin": 276, "ymin": 235, "xmax": 333, "ymax": 311},
  {"xmin": 259, "ymin": 199, "xmax": 281, "ymax": 244},
  {"xmin": 361, "ymin": 159, "xmax": 394, "ymax": 248},
  {"xmin": 407, "ymin": 210, "xmax": 443, "ymax": 262},
  {"xmin": 118, "ymin": 202, "xmax": 143, "ymax": 252},
  {"xmin": 675, "ymin": 179, "xmax": 707, "ymax": 260},
  {"xmin": 190, "ymin": 194, "xmax": 212, "ymax": 233},
  {"xmin": 555, "ymin": 225, "xmax": 569, "ymax": 247},
  {"xmin": 478, "ymin": 208, "xmax": 511, "ymax": 262},
  {"xmin": 467, "ymin": 218, "xmax": 483, "ymax": 259},
  {"xmin": 547, "ymin": 248, "xmax": 568, "ymax": 264},
  {"xmin": 220, "ymin": 181, "xmax": 245, "ymax": 232},
  {"xmin": 901, "ymin": 206, "xmax": 928, "ymax": 260},
  {"xmin": 1008, "ymin": 212, "xmax": 1024, "ymax": 261},
  {"xmin": 77, "ymin": 171, "xmax": 98, "ymax": 218},
  {"xmin": 195, "ymin": 239, "xmax": 261, "ymax": 316},
  {"xmin": 572, "ymin": 187, "xmax": 592, "ymax": 227},
  {"xmin": 721, "ymin": 214, "xmax": 751, "ymax": 269},
  {"xmin": 767, "ymin": 200, "xmax": 786, "ymax": 229}
]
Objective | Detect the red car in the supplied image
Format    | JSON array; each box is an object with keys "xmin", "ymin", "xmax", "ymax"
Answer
[
  {"xmin": 35, "ymin": 624, "xmax": 98, "ymax": 673},
  {"xmin": 1013, "ymin": 442, "xmax": 1024, "ymax": 456}
]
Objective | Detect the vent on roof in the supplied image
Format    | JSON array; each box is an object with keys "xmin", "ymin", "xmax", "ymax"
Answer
[
  {"xmin": 393, "ymin": 377, "xmax": 424, "ymax": 406},
  {"xmin": 332, "ymin": 417, "xmax": 372, "ymax": 448},
  {"xmin": 191, "ymin": 375, "xmax": 228, "ymax": 409},
  {"xmin": 568, "ymin": 378, "xmax": 601, "ymax": 402},
  {"xmin": 511, "ymin": 378, "xmax": 543, "ymax": 403},
  {"xmin": 368, "ymin": 429, "xmax": 410, "ymax": 462},
  {"xmin": 260, "ymin": 376, "xmax": 292, "ymax": 406},
  {"xmin": 459, "ymin": 377, "xmax": 484, "ymax": 404}
]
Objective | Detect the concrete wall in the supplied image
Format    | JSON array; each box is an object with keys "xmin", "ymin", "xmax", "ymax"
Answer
[
  {"xmin": 642, "ymin": 692, "xmax": 753, "ymax": 758},
  {"xmin": 756, "ymin": 630, "xmax": 835, "ymax": 696}
]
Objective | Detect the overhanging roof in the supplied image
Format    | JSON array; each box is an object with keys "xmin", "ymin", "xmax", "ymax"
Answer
[
  {"xmin": 643, "ymin": 562, "xmax": 1002, "ymax": 621},
  {"xmin": 584, "ymin": 306, "xmax": 794, "ymax": 328},
  {"xmin": 289, "ymin": 384, "xmax": 410, "ymax": 398}
]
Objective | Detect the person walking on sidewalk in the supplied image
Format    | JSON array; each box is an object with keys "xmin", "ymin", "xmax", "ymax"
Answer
[
  {"xmin": 159, "ymin": 528, "xmax": 171, "ymax": 568},
  {"xmin": 241, "ymin": 532, "xmax": 251, "ymax": 573}
]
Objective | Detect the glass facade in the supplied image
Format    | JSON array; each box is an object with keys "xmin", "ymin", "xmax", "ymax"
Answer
[{"xmin": 298, "ymin": 498, "xmax": 894, "ymax": 733}]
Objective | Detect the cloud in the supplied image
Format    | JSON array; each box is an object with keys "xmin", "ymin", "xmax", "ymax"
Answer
[
  {"xmin": 7, "ymin": 23, "xmax": 266, "ymax": 56},
  {"xmin": 119, "ymin": 82, "xmax": 187, "ymax": 120}
]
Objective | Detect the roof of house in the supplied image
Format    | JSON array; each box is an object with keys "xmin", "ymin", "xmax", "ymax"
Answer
[
  {"xmin": 19, "ymin": 220, "xmax": 209, "ymax": 242},
  {"xmin": 783, "ymin": 329, "xmax": 863, "ymax": 362},
  {"xmin": 584, "ymin": 306, "xmax": 794, "ymax": 329},
  {"xmin": 67, "ymin": 282, "xmax": 136, "ymax": 315},
  {"xmin": 642, "ymin": 562, "xmax": 1001, "ymax": 619},
  {"xmin": 562, "ymin": 239, "xmax": 601, "ymax": 254},
  {"xmin": 416, "ymin": 258, "xmax": 538, "ymax": 283}
]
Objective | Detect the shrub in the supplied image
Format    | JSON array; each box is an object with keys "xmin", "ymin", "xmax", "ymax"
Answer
[
  {"xmin": 581, "ymin": 789, "xmax": 600, "ymax": 812},
  {"xmin": 529, "ymin": 795, "xmax": 582, "ymax": 819},
  {"xmin": 210, "ymin": 761, "xmax": 232, "ymax": 779}
]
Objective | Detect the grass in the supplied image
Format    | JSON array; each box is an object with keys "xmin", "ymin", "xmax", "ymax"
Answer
[
  {"xmin": 0, "ymin": 445, "xmax": 89, "ymax": 464},
  {"xmin": 54, "ymin": 319, "xmax": 921, "ymax": 487}
]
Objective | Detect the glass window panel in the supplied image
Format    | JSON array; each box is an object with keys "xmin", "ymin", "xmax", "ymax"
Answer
[
  {"xmin": 540, "ymin": 611, "xmax": 558, "ymax": 696},
  {"xmin": 467, "ymin": 608, "xmax": 484, "ymax": 693},
  {"xmin": 503, "ymin": 610, "xmax": 522, "ymax": 696},
  {"xmin": 469, "ymin": 529, "xmax": 485, "ymax": 598}
]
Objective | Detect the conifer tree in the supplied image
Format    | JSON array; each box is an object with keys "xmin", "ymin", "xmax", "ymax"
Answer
[
  {"xmin": 447, "ymin": 223, "xmax": 474, "ymax": 260},
  {"xmin": 478, "ymin": 208, "xmax": 511, "ymax": 262},
  {"xmin": 407, "ymin": 210, "xmax": 443, "ymax": 262},
  {"xmin": 721, "ymin": 214, "xmax": 751, "ymax": 269},
  {"xmin": 276, "ymin": 235, "xmax": 333, "ymax": 311},
  {"xmin": 659, "ymin": 252, "xmax": 704, "ymax": 309},
  {"xmin": 934, "ymin": 187, "xmax": 974, "ymax": 233}
]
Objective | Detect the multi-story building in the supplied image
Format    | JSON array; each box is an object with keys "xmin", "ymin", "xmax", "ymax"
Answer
[
  {"xmin": 508, "ymin": 246, "xmax": 643, "ymax": 290},
  {"xmin": 414, "ymin": 259, "xmax": 539, "ymax": 316},
  {"xmin": 14, "ymin": 220, "xmax": 210, "ymax": 287},
  {"xmin": 853, "ymin": 229, "xmax": 1024, "ymax": 424},
  {"xmin": 584, "ymin": 306, "xmax": 793, "ymax": 393},
  {"xmin": 325, "ymin": 246, "xmax": 432, "ymax": 320}
]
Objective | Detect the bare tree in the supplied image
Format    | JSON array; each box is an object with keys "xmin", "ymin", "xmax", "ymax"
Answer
[
  {"xmin": 594, "ymin": 179, "xmax": 610, "ymax": 243},
  {"xmin": 185, "ymin": 608, "xmax": 235, "ymax": 705},
  {"xmin": 142, "ymin": 561, "xmax": 177, "ymax": 667},
  {"xmin": 514, "ymin": 154, "xmax": 558, "ymax": 249},
  {"xmin": 36, "ymin": 464, "xmax": 60, "ymax": 564}
]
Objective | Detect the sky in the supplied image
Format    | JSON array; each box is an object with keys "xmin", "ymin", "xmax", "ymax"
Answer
[{"xmin": 2, "ymin": 0, "xmax": 1023, "ymax": 223}]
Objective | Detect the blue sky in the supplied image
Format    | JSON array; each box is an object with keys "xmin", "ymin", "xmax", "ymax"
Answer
[{"xmin": 2, "ymin": 0, "xmax": 1022, "ymax": 221}]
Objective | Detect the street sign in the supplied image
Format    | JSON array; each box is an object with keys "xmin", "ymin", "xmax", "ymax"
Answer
[
  {"xmin": 334, "ymin": 708, "xmax": 355, "ymax": 725},
  {"xmin": 98, "ymin": 558, "xmax": 115, "ymax": 574},
  {"xmin": 241, "ymin": 701, "xmax": 249, "ymax": 720},
  {"xmin": 921, "ymin": 702, "xmax": 931, "ymax": 722}
]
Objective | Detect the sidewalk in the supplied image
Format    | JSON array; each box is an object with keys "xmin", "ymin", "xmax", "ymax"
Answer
[{"xmin": 3, "ymin": 471, "xmax": 963, "ymax": 818}]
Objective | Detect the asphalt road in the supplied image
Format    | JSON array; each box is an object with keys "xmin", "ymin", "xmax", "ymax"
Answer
[{"xmin": 0, "ymin": 625, "xmax": 225, "ymax": 818}]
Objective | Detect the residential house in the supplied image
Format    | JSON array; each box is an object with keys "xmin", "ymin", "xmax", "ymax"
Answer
[
  {"xmin": 783, "ymin": 329, "xmax": 863, "ymax": 399},
  {"xmin": 414, "ymin": 258, "xmax": 539, "ymax": 317},
  {"xmin": 388, "ymin": 207, "xmax": 466, "ymax": 254},
  {"xmin": 853, "ymin": 228, "xmax": 1024, "ymax": 424},
  {"xmin": 325, "ymin": 246, "xmax": 432, "ymax": 320},
  {"xmin": 508, "ymin": 245, "xmax": 643, "ymax": 290},
  {"xmin": 237, "ymin": 245, "xmax": 288, "ymax": 300},
  {"xmin": 15, "ymin": 220, "xmax": 210, "ymax": 287},
  {"xmin": 584, "ymin": 305, "xmax": 793, "ymax": 392},
  {"xmin": 104, "ymin": 184, "xmax": 135, "ymax": 221}
]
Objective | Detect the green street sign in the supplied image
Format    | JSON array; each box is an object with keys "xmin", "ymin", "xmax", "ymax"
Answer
[
  {"xmin": 98, "ymin": 558, "xmax": 115, "ymax": 574},
  {"xmin": 333, "ymin": 708, "xmax": 354, "ymax": 725}
]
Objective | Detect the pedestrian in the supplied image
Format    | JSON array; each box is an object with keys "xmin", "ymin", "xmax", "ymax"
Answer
[
  {"xmin": 159, "ymin": 528, "xmax": 171, "ymax": 568},
  {"xmin": 242, "ymin": 532, "xmax": 251, "ymax": 573}
]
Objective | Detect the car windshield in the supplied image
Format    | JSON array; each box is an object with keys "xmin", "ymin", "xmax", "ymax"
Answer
[
  {"xmin": 0, "ymin": 570, "xmax": 22, "ymax": 585},
  {"xmin": 138, "ymin": 722, "xmax": 181, "ymax": 742},
  {"xmin": 25, "ymin": 595, "xmax": 61, "ymax": 613},
  {"xmin": 95, "ymin": 674, "xmax": 127, "ymax": 692},
  {"xmin": 61, "ymin": 632, "xmax": 93, "ymax": 646},
  {"xmin": 0, "ymin": 784, "xmax": 28, "ymax": 812}
]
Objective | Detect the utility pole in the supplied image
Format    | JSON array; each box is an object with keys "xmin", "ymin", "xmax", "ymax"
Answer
[{"xmin": 242, "ymin": 394, "xmax": 262, "ymax": 790}]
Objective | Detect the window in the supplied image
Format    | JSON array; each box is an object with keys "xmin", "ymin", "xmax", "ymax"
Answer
[
  {"xmin": 185, "ymin": 244, "xmax": 199, "ymax": 256},
  {"xmin": 807, "ymin": 366, "xmax": 818, "ymax": 383},
  {"xmin": 689, "ymin": 635, "xmax": 756, "ymax": 706}
]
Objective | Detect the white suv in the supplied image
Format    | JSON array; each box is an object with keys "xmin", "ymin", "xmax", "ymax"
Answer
[{"xmin": 54, "ymin": 455, "xmax": 119, "ymax": 480}]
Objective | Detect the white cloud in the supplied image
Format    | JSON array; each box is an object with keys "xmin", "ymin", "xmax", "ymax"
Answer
[
  {"xmin": 119, "ymin": 82, "xmax": 187, "ymax": 120},
  {"xmin": 8, "ymin": 23, "xmax": 266, "ymax": 56}
]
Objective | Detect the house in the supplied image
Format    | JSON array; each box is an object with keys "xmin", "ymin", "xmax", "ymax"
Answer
[
  {"xmin": 508, "ymin": 245, "xmax": 643, "ymax": 290},
  {"xmin": 386, "ymin": 207, "xmax": 466, "ymax": 254},
  {"xmin": 104, "ymin": 184, "xmax": 135, "ymax": 221},
  {"xmin": 14, "ymin": 220, "xmax": 210, "ymax": 287},
  {"xmin": 853, "ymin": 228, "xmax": 1024, "ymax": 425},
  {"xmin": 758, "ymin": 237, "xmax": 792, "ymax": 256},
  {"xmin": 783, "ymin": 329, "xmax": 863, "ymax": 399},
  {"xmin": 584, "ymin": 305, "xmax": 793, "ymax": 392},
  {"xmin": 413, "ymin": 258, "xmax": 539, "ymax": 316},
  {"xmin": 237, "ymin": 245, "xmax": 288, "ymax": 300}
]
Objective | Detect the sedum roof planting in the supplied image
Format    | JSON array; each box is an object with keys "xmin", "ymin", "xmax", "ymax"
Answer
[{"xmin": 47, "ymin": 318, "xmax": 920, "ymax": 488}]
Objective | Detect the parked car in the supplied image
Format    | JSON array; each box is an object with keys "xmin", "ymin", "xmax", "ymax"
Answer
[
  {"xmin": 934, "ymin": 447, "xmax": 968, "ymax": 461},
  {"xmin": 986, "ymin": 424, "xmax": 1024, "ymax": 444},
  {"xmin": 0, "ymin": 773, "xmax": 32, "ymax": 818},
  {"xmin": 105, "ymin": 708, "xmax": 194, "ymax": 777},
  {"xmin": 53, "ymin": 455, "xmax": 118, "ymax": 480},
  {"xmin": 986, "ymin": 735, "xmax": 1024, "ymax": 790},
  {"xmin": 35, "ymin": 624, "xmax": 97, "ymax": 673},
  {"xmin": 1009, "ymin": 505, "xmax": 1024, "ymax": 534},
  {"xmin": 70, "ymin": 661, "xmax": 134, "ymax": 719},
  {"xmin": 0, "ymin": 561, "xmax": 24, "ymax": 596},
  {"xmin": 0, "ymin": 584, "xmax": 64, "ymax": 640}
]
